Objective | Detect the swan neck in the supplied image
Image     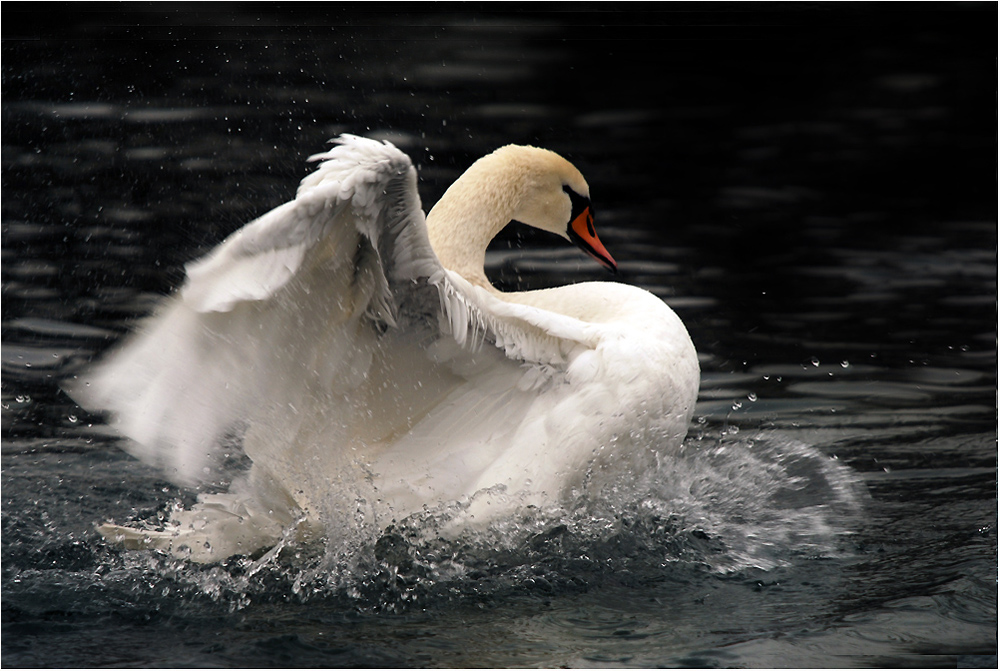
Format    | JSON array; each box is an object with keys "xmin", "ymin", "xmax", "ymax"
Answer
[{"xmin": 425, "ymin": 153, "xmax": 523, "ymax": 290}]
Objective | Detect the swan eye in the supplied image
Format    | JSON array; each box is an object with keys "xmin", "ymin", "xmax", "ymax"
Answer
[{"xmin": 562, "ymin": 184, "xmax": 591, "ymax": 223}]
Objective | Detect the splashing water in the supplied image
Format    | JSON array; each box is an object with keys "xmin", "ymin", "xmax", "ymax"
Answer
[{"xmin": 98, "ymin": 430, "xmax": 865, "ymax": 614}]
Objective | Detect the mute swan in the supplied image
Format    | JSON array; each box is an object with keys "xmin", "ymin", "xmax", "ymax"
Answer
[{"xmin": 68, "ymin": 135, "xmax": 700, "ymax": 562}]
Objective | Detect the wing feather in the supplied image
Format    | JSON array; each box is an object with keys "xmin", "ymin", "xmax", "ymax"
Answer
[
  {"xmin": 67, "ymin": 134, "xmax": 600, "ymax": 493},
  {"xmin": 67, "ymin": 136, "xmax": 428, "ymax": 486}
]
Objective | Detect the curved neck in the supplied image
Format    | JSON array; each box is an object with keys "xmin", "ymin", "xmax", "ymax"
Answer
[{"xmin": 425, "ymin": 152, "xmax": 527, "ymax": 292}]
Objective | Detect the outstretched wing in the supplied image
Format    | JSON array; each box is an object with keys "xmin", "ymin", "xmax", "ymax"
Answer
[
  {"xmin": 67, "ymin": 135, "xmax": 600, "ymax": 493},
  {"xmin": 67, "ymin": 135, "xmax": 436, "ymax": 486}
]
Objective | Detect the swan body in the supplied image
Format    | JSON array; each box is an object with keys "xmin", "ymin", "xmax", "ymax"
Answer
[{"xmin": 69, "ymin": 136, "xmax": 699, "ymax": 562}]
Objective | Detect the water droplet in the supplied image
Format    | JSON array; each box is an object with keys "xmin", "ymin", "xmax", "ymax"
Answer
[
  {"xmin": 810, "ymin": 357, "xmax": 820, "ymax": 367},
  {"xmin": 747, "ymin": 393, "xmax": 757, "ymax": 402},
  {"xmin": 841, "ymin": 360, "xmax": 850, "ymax": 368}
]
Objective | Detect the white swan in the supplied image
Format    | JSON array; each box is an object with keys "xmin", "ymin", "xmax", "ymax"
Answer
[{"xmin": 68, "ymin": 135, "xmax": 700, "ymax": 562}]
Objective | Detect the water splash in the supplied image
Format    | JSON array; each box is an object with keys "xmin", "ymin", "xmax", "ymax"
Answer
[{"xmin": 91, "ymin": 430, "xmax": 865, "ymax": 613}]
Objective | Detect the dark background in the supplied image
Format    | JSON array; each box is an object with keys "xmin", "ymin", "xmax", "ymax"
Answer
[{"xmin": 4, "ymin": 2, "xmax": 995, "ymax": 349}]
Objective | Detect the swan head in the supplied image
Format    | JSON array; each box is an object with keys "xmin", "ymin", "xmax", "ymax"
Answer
[
  {"xmin": 500, "ymin": 145, "xmax": 618, "ymax": 274},
  {"xmin": 426, "ymin": 144, "xmax": 618, "ymax": 285}
]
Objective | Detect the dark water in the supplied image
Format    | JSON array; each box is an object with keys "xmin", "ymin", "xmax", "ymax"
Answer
[{"xmin": 3, "ymin": 6, "xmax": 996, "ymax": 668}]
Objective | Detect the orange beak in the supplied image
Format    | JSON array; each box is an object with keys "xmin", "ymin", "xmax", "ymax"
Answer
[{"xmin": 568, "ymin": 206, "xmax": 617, "ymax": 273}]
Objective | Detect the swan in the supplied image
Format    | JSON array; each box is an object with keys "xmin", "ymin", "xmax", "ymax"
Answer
[{"xmin": 67, "ymin": 135, "xmax": 700, "ymax": 562}]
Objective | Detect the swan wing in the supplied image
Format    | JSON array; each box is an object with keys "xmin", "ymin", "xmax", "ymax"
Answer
[
  {"xmin": 182, "ymin": 134, "xmax": 432, "ymax": 316},
  {"xmin": 68, "ymin": 134, "xmax": 606, "ymax": 500},
  {"xmin": 67, "ymin": 135, "xmax": 436, "ymax": 487}
]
